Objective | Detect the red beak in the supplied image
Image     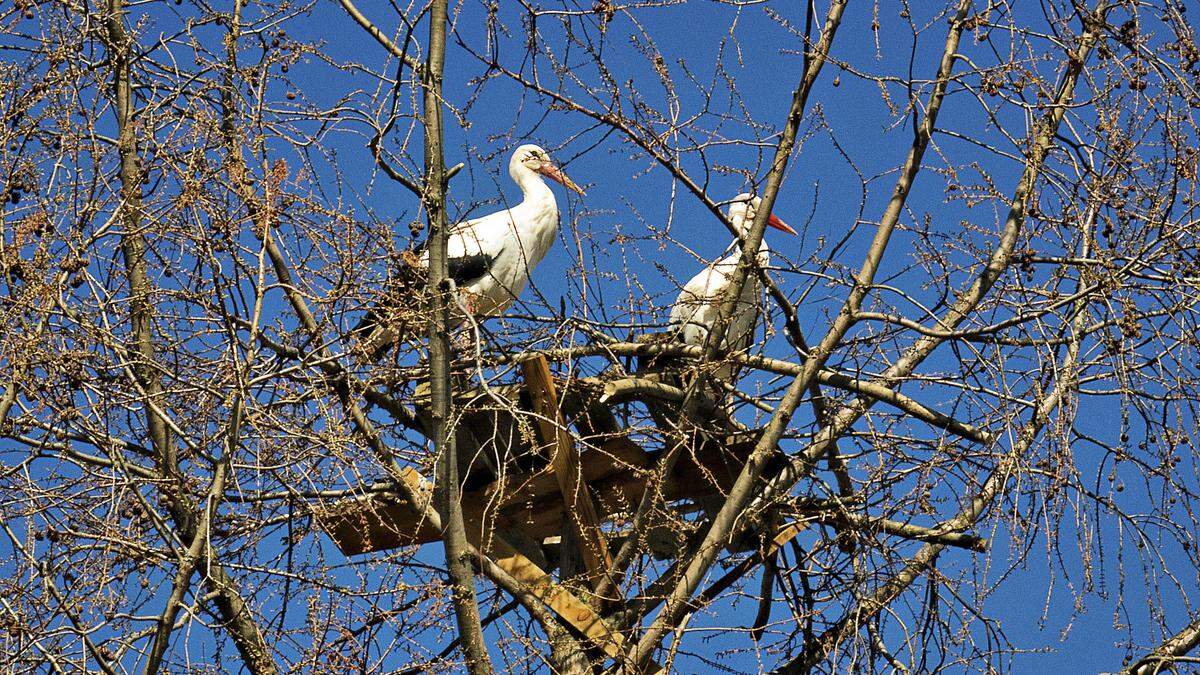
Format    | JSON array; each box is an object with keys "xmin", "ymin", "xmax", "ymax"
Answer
[
  {"xmin": 768, "ymin": 213, "xmax": 797, "ymax": 235},
  {"xmin": 537, "ymin": 162, "xmax": 586, "ymax": 196}
]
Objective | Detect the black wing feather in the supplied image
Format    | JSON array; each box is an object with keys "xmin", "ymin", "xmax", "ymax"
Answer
[
  {"xmin": 351, "ymin": 239, "xmax": 500, "ymax": 362},
  {"xmin": 412, "ymin": 231, "xmax": 502, "ymax": 287},
  {"xmin": 447, "ymin": 251, "xmax": 498, "ymax": 286}
]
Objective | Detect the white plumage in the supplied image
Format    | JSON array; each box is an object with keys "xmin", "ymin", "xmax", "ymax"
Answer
[
  {"xmin": 669, "ymin": 194, "xmax": 795, "ymax": 375},
  {"xmin": 354, "ymin": 144, "xmax": 583, "ymax": 358},
  {"xmin": 426, "ymin": 143, "xmax": 584, "ymax": 315}
]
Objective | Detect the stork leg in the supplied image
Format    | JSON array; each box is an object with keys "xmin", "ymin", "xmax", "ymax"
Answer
[{"xmin": 450, "ymin": 290, "xmax": 482, "ymax": 352}]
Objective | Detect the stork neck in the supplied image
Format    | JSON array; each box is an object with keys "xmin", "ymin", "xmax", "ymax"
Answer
[
  {"xmin": 513, "ymin": 167, "xmax": 556, "ymax": 206},
  {"xmin": 727, "ymin": 237, "xmax": 769, "ymax": 257}
]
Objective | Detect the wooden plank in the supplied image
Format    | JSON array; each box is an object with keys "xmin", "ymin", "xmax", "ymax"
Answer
[
  {"xmin": 390, "ymin": 468, "xmax": 629, "ymax": 660},
  {"xmin": 413, "ymin": 382, "xmax": 533, "ymax": 490},
  {"xmin": 521, "ymin": 356, "xmax": 614, "ymax": 590},
  {"xmin": 315, "ymin": 469, "xmax": 640, "ymax": 661},
  {"xmin": 314, "ymin": 432, "xmax": 753, "ymax": 557},
  {"xmin": 314, "ymin": 491, "xmax": 434, "ymax": 555},
  {"xmin": 314, "ymin": 437, "xmax": 650, "ymax": 555}
]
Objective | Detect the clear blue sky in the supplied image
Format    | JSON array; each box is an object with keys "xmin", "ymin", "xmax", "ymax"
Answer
[
  {"xmin": 3, "ymin": 0, "xmax": 1179, "ymax": 671},
  {"xmin": 268, "ymin": 1, "xmax": 1193, "ymax": 672}
]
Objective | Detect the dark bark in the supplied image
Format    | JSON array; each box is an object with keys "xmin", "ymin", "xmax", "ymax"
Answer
[
  {"xmin": 422, "ymin": 2, "xmax": 493, "ymax": 673},
  {"xmin": 102, "ymin": 1, "xmax": 279, "ymax": 671}
]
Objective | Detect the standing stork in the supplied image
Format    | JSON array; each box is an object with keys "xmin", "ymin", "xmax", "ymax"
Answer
[
  {"xmin": 355, "ymin": 143, "xmax": 585, "ymax": 359},
  {"xmin": 668, "ymin": 193, "xmax": 796, "ymax": 380}
]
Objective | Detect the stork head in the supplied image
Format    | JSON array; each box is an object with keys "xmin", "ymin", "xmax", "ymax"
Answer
[
  {"xmin": 511, "ymin": 144, "xmax": 585, "ymax": 196},
  {"xmin": 727, "ymin": 193, "xmax": 796, "ymax": 236}
]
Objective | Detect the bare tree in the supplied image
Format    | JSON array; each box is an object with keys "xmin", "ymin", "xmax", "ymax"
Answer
[{"xmin": 0, "ymin": 0, "xmax": 1198, "ymax": 672}]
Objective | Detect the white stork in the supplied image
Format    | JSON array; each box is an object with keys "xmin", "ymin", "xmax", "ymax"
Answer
[
  {"xmin": 669, "ymin": 193, "xmax": 796, "ymax": 378},
  {"xmin": 355, "ymin": 144, "xmax": 584, "ymax": 358}
]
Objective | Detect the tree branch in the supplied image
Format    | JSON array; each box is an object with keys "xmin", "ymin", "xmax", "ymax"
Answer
[
  {"xmin": 421, "ymin": 1, "xmax": 493, "ymax": 671},
  {"xmin": 628, "ymin": 2, "xmax": 967, "ymax": 661}
]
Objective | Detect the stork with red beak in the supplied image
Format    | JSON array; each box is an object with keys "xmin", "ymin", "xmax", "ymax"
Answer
[
  {"xmin": 355, "ymin": 143, "xmax": 584, "ymax": 359},
  {"xmin": 669, "ymin": 193, "xmax": 796, "ymax": 374}
]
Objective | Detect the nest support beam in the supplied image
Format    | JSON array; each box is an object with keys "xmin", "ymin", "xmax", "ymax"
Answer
[{"xmin": 314, "ymin": 358, "xmax": 760, "ymax": 666}]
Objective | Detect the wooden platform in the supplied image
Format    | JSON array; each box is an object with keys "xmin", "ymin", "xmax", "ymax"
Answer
[
  {"xmin": 315, "ymin": 433, "xmax": 753, "ymax": 557},
  {"xmin": 315, "ymin": 356, "xmax": 757, "ymax": 558},
  {"xmin": 313, "ymin": 357, "xmax": 758, "ymax": 668}
]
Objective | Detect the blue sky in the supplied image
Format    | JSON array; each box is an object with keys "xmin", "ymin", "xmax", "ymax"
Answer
[
  {"xmin": 2, "ymin": 0, "xmax": 1193, "ymax": 671},
  {"xmin": 263, "ymin": 1, "xmax": 1197, "ymax": 672}
]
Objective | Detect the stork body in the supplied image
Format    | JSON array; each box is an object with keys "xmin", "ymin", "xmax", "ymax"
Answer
[
  {"xmin": 670, "ymin": 244, "xmax": 770, "ymax": 352},
  {"xmin": 668, "ymin": 194, "xmax": 795, "ymax": 379},
  {"xmin": 355, "ymin": 144, "xmax": 583, "ymax": 358},
  {"xmin": 428, "ymin": 146, "xmax": 579, "ymax": 315}
]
